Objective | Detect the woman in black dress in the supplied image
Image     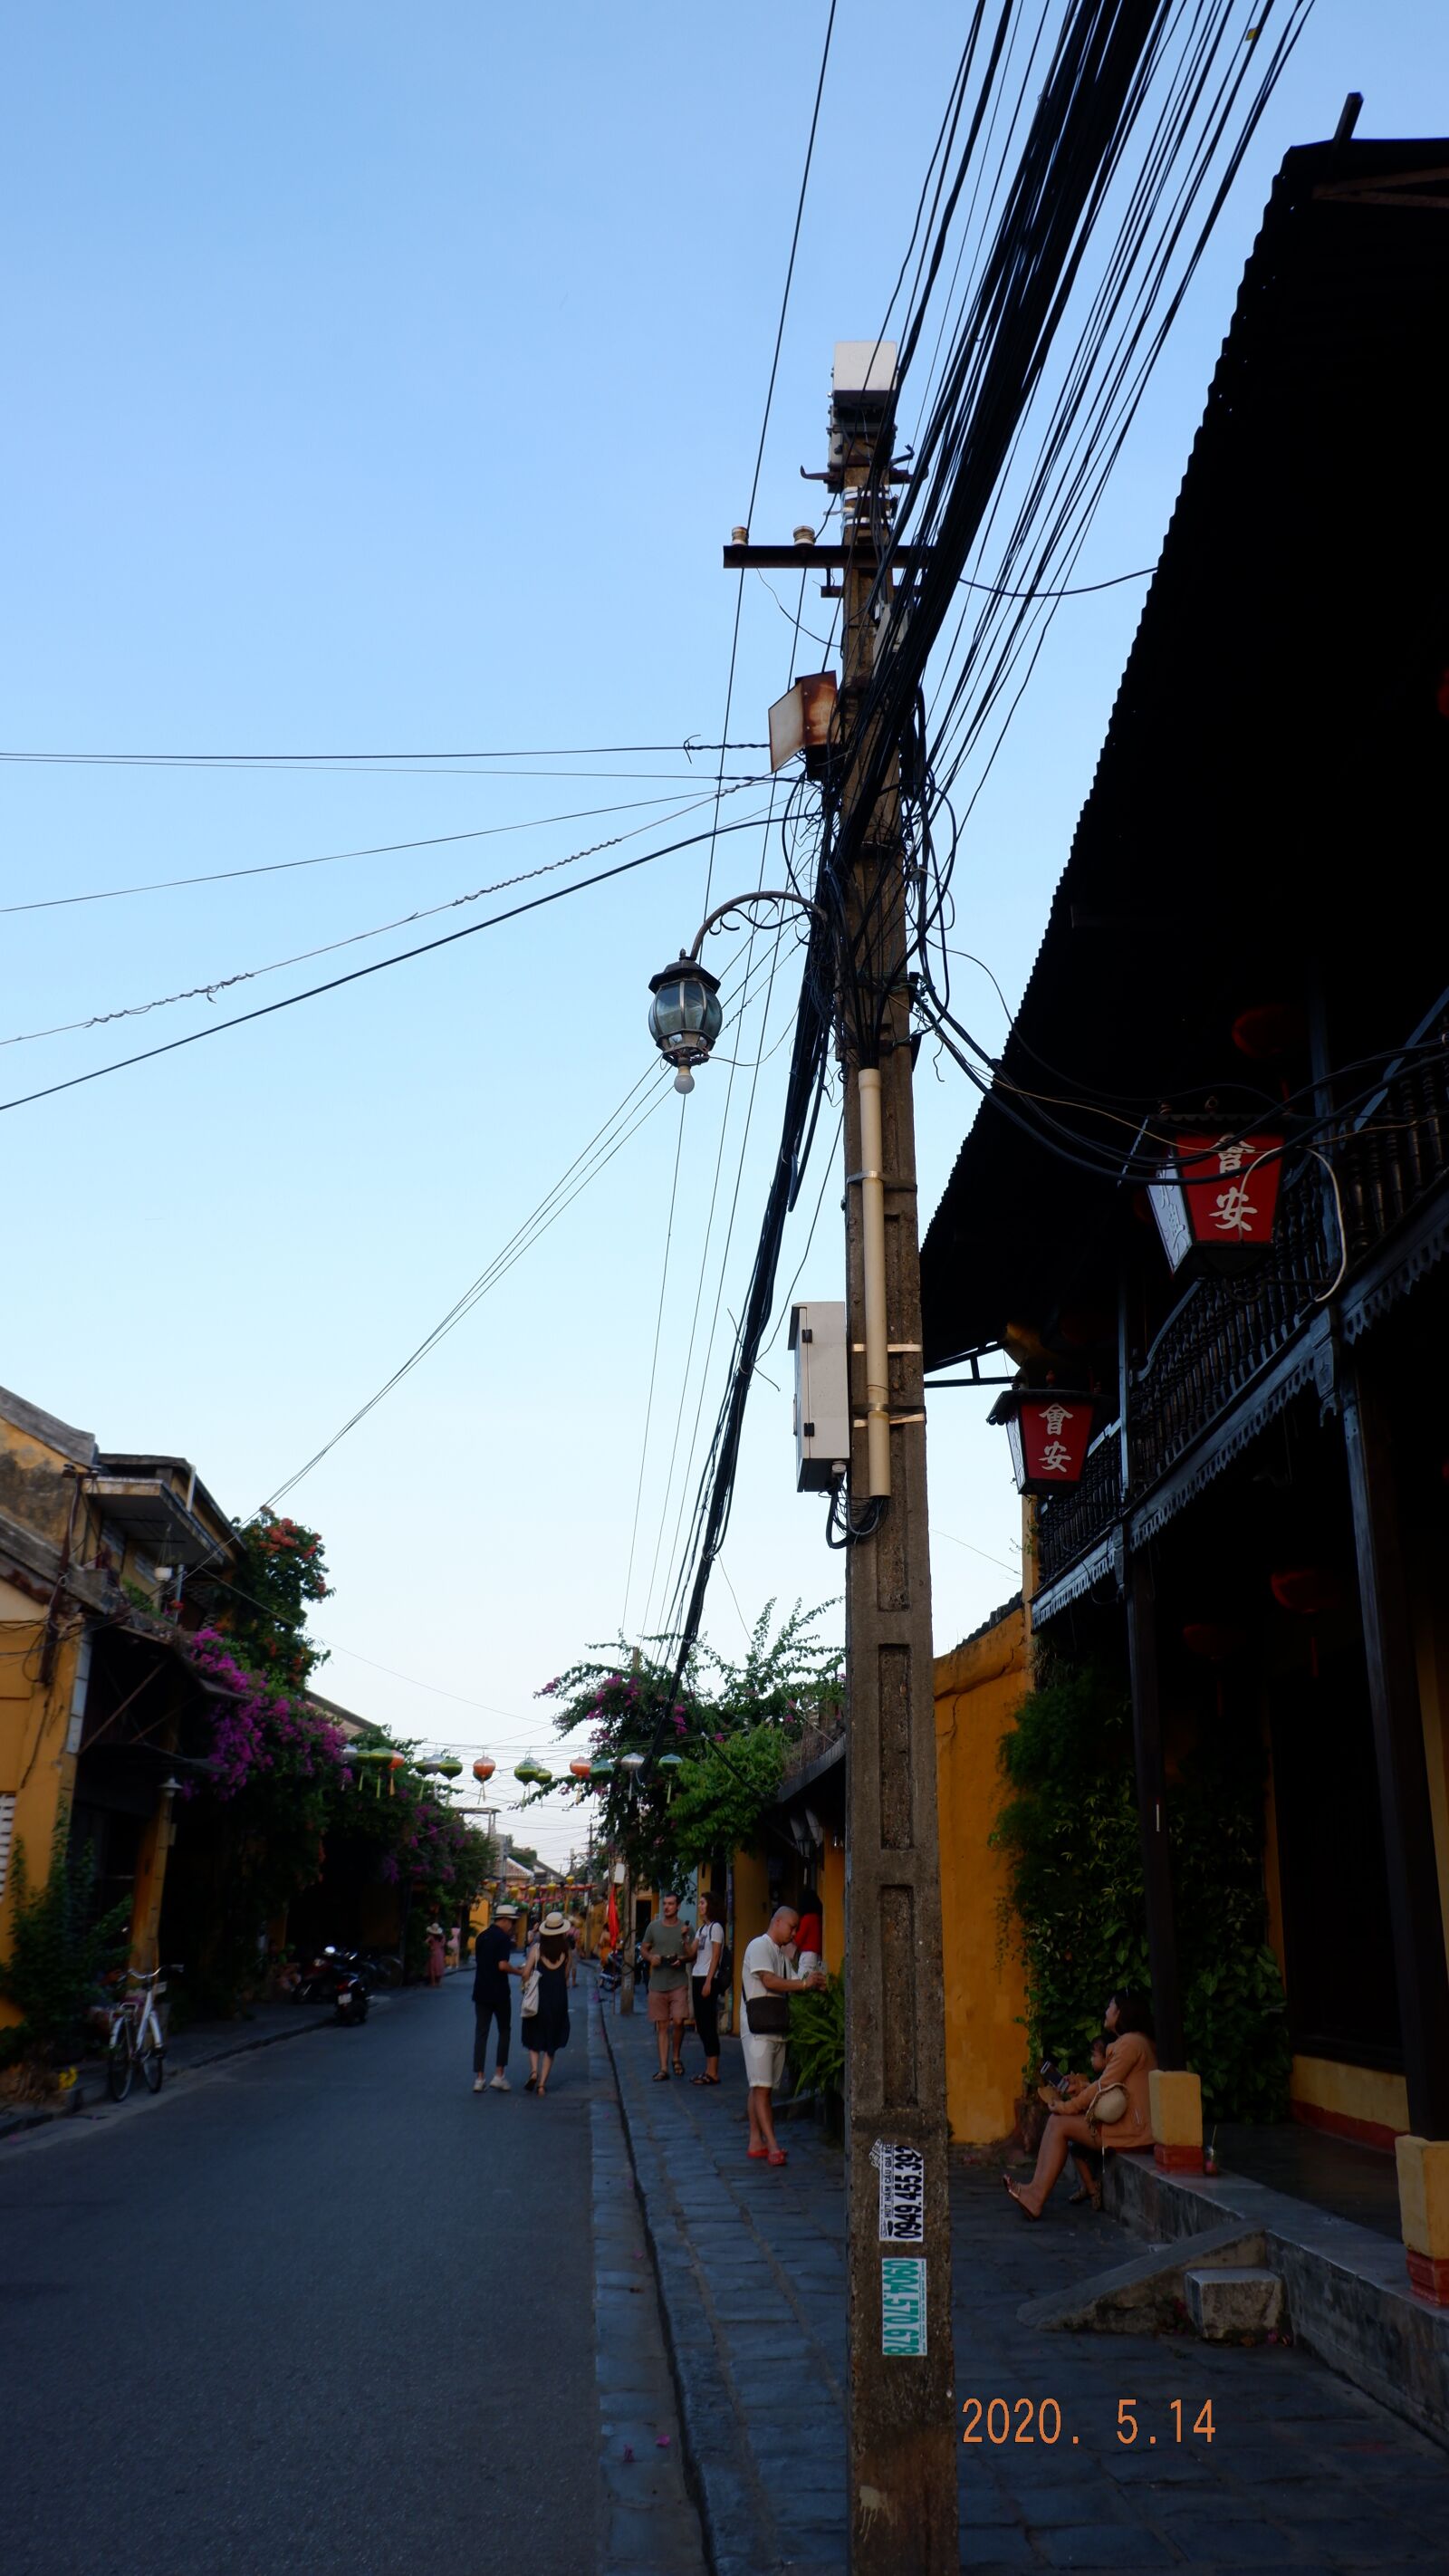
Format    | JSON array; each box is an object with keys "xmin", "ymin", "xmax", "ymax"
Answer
[{"xmin": 520, "ymin": 1911, "xmax": 572, "ymax": 2096}]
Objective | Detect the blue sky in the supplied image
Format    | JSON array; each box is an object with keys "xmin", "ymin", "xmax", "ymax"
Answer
[{"xmin": 2, "ymin": 4, "xmax": 1443, "ymax": 1860}]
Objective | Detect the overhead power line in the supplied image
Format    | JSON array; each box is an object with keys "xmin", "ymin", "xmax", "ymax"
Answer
[
  {"xmin": 702, "ymin": 0, "xmax": 838, "ymax": 918},
  {"xmin": 0, "ymin": 740, "xmax": 769, "ymax": 768},
  {"xmin": 656, "ymin": 0, "xmax": 1314, "ymax": 1704},
  {"xmin": 0, "ymin": 786, "xmax": 766, "ymax": 919},
  {"xmin": 0, "ymin": 809, "xmax": 775, "ymax": 1120},
  {"xmin": 0, "ymin": 783, "xmax": 754, "ymax": 1048},
  {"xmin": 256, "ymin": 931, "xmax": 785, "ymax": 1509}
]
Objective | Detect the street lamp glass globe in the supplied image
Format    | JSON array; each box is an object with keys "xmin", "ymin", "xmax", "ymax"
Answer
[{"xmin": 648, "ymin": 956, "xmax": 724, "ymax": 1075}]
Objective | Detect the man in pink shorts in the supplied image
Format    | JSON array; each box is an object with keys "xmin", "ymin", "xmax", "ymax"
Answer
[{"xmin": 642, "ymin": 1890, "xmax": 691, "ymax": 2079}]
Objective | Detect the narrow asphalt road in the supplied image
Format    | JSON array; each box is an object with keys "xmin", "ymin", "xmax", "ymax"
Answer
[{"xmin": 0, "ymin": 1977, "xmax": 599, "ymax": 2576}]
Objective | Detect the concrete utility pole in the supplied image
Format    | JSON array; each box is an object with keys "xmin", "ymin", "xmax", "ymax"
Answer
[
  {"xmin": 718, "ymin": 343, "xmax": 956, "ymax": 2570},
  {"xmin": 830, "ymin": 344, "xmax": 957, "ymax": 2573}
]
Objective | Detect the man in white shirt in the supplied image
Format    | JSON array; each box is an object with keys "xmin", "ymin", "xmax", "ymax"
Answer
[{"xmin": 740, "ymin": 1904, "xmax": 827, "ymax": 2165}]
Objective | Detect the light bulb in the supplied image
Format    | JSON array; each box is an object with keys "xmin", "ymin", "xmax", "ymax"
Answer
[{"xmin": 674, "ymin": 1067, "xmax": 695, "ymax": 1095}]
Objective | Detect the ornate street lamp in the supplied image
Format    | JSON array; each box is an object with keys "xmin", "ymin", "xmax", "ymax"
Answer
[
  {"xmin": 648, "ymin": 957, "xmax": 724, "ymax": 1094},
  {"xmin": 648, "ymin": 890, "xmax": 824, "ymax": 1091},
  {"xmin": 1147, "ymin": 1128, "xmax": 1284, "ymax": 1275}
]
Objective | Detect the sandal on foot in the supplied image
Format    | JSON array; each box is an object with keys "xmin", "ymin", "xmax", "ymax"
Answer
[
  {"xmin": 747, "ymin": 2145, "xmax": 770, "ymax": 2159},
  {"xmin": 767, "ymin": 2148, "xmax": 788, "ymax": 2166},
  {"xmin": 652, "ymin": 2070, "xmax": 671, "ymax": 2082},
  {"xmin": 672, "ymin": 2062, "xmax": 686, "ymax": 2076},
  {"xmin": 1003, "ymin": 2175, "xmax": 1040, "ymax": 2219},
  {"xmin": 691, "ymin": 2074, "xmax": 719, "ymax": 2087}
]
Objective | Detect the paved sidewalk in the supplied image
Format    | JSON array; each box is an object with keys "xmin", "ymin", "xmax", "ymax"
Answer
[{"xmin": 600, "ymin": 2000, "xmax": 1449, "ymax": 2575}]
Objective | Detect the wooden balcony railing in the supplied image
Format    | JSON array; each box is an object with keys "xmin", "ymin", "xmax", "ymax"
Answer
[{"xmin": 1036, "ymin": 1011, "xmax": 1449, "ymax": 1594}]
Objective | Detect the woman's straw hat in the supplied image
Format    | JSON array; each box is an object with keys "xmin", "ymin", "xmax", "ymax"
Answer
[{"xmin": 541, "ymin": 1910, "xmax": 568, "ymax": 1935}]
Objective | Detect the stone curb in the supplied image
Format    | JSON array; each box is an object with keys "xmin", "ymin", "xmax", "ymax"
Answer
[{"xmin": 597, "ymin": 1999, "xmax": 772, "ymax": 2576}]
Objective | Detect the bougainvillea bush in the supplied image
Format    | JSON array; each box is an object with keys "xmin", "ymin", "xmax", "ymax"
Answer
[
  {"xmin": 161, "ymin": 1523, "xmax": 488, "ymax": 2007},
  {"xmin": 535, "ymin": 1600, "xmax": 842, "ymax": 1886}
]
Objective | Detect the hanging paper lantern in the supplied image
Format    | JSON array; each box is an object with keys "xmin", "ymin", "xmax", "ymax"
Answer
[
  {"xmin": 590, "ymin": 1757, "xmax": 614, "ymax": 1780},
  {"xmin": 1232, "ymin": 1003, "xmax": 1305, "ymax": 1062},
  {"xmin": 996, "ymin": 1390, "xmax": 1094, "ymax": 1495},
  {"xmin": 412, "ymin": 1759, "xmax": 439, "ymax": 1776},
  {"xmin": 1271, "ymin": 1566, "xmax": 1339, "ymax": 1680},
  {"xmin": 1270, "ymin": 1568, "xmax": 1338, "ymax": 1618},
  {"xmin": 436, "ymin": 1757, "xmax": 463, "ymax": 1781},
  {"xmin": 472, "ymin": 1757, "xmax": 496, "ymax": 1784},
  {"xmin": 619, "ymin": 1751, "xmax": 646, "ymax": 1775},
  {"xmin": 1147, "ymin": 1130, "xmax": 1284, "ymax": 1274},
  {"xmin": 569, "ymin": 1756, "xmax": 592, "ymax": 1781},
  {"xmin": 1181, "ymin": 1624, "xmax": 1243, "ymax": 1663}
]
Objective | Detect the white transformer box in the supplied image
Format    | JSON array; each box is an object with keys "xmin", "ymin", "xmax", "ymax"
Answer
[{"xmin": 789, "ymin": 1302, "xmax": 849, "ymax": 1494}]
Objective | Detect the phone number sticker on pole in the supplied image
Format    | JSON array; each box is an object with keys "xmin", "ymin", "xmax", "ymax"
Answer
[
  {"xmin": 881, "ymin": 2257, "xmax": 928, "ymax": 2358},
  {"xmin": 871, "ymin": 2139, "xmax": 925, "ymax": 2243}
]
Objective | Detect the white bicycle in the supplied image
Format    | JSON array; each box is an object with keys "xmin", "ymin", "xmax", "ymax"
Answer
[{"xmin": 104, "ymin": 1965, "xmax": 176, "ymax": 2101}]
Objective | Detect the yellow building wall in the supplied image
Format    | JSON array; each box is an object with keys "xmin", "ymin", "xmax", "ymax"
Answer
[
  {"xmin": 1290, "ymin": 2053, "xmax": 1409, "ymax": 2146},
  {"xmin": 1414, "ymin": 1575, "xmax": 1449, "ymax": 1989},
  {"xmin": 729, "ymin": 1847, "xmax": 772, "ymax": 2033},
  {"xmin": 0, "ymin": 1611, "xmax": 83, "ymax": 2028},
  {"xmin": 934, "ymin": 1605, "xmax": 1032, "ymax": 2144}
]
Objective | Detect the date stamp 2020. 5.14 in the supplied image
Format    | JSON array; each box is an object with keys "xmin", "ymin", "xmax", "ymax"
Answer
[{"xmin": 963, "ymin": 2396, "xmax": 1217, "ymax": 2448}]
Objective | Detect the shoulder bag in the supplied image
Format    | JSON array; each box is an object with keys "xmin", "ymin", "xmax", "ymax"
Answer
[
  {"xmin": 744, "ymin": 1946, "xmax": 790, "ymax": 2034},
  {"xmin": 745, "ymin": 1993, "xmax": 791, "ymax": 2034}
]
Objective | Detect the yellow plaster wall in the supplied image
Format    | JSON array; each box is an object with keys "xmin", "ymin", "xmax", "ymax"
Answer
[
  {"xmin": 0, "ymin": 1623, "xmax": 82, "ymax": 2026},
  {"xmin": 1290, "ymin": 2053, "xmax": 1409, "ymax": 2139},
  {"xmin": 935, "ymin": 1604, "xmax": 1032, "ymax": 2143},
  {"xmin": 1413, "ymin": 1577, "xmax": 1449, "ymax": 1988},
  {"xmin": 729, "ymin": 1847, "xmax": 772, "ymax": 2033}
]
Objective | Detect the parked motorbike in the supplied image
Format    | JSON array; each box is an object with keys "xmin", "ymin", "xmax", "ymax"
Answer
[
  {"xmin": 331, "ymin": 1950, "xmax": 369, "ymax": 2025},
  {"xmin": 294, "ymin": 1945, "xmax": 369, "ymax": 2021}
]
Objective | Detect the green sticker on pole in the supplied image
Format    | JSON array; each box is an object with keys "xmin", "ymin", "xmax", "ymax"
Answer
[{"xmin": 881, "ymin": 2255, "xmax": 927, "ymax": 2357}]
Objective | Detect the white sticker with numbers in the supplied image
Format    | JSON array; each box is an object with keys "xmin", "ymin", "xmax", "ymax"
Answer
[{"xmin": 870, "ymin": 2139, "xmax": 925, "ymax": 2243}]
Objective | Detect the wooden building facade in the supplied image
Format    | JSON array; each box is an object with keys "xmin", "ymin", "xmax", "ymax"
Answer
[{"xmin": 919, "ymin": 135, "xmax": 1449, "ymax": 2293}]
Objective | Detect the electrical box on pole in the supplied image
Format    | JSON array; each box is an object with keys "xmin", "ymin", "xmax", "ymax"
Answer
[{"xmin": 789, "ymin": 1301, "xmax": 849, "ymax": 1492}]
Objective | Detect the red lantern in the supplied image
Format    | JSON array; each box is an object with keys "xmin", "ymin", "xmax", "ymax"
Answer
[
  {"xmin": 1181, "ymin": 1624, "xmax": 1243, "ymax": 1662},
  {"xmin": 1148, "ymin": 1131, "xmax": 1284, "ymax": 1274},
  {"xmin": 1270, "ymin": 1568, "xmax": 1338, "ymax": 1618},
  {"xmin": 472, "ymin": 1756, "xmax": 496, "ymax": 1784},
  {"xmin": 1232, "ymin": 1004, "xmax": 1305, "ymax": 1062},
  {"xmin": 569, "ymin": 1756, "xmax": 591, "ymax": 1781},
  {"xmin": 1003, "ymin": 1394, "xmax": 1094, "ymax": 1495},
  {"xmin": 1271, "ymin": 1566, "xmax": 1339, "ymax": 1678}
]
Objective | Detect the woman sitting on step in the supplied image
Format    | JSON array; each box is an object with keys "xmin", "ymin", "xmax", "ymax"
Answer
[{"xmin": 1004, "ymin": 1992, "xmax": 1156, "ymax": 2220}]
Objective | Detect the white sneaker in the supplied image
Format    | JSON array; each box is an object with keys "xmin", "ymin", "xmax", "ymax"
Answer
[
  {"xmin": 489, "ymin": 2072, "xmax": 511, "ymax": 2092},
  {"xmin": 473, "ymin": 2073, "xmax": 485, "ymax": 2093}
]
